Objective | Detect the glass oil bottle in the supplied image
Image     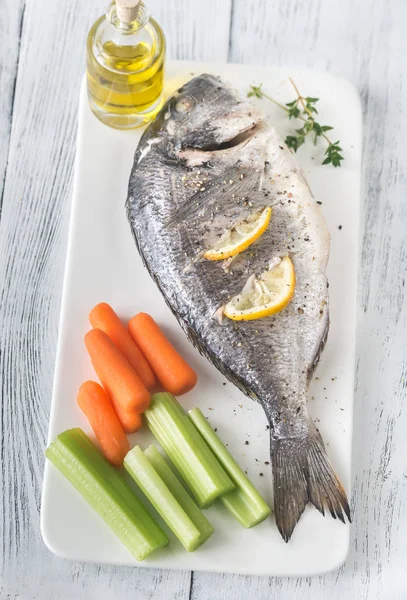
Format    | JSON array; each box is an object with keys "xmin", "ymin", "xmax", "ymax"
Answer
[{"xmin": 86, "ymin": 0, "xmax": 166, "ymax": 129}]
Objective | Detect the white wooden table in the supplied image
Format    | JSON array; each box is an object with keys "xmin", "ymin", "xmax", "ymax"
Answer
[{"xmin": 1, "ymin": 1, "xmax": 406, "ymax": 598}]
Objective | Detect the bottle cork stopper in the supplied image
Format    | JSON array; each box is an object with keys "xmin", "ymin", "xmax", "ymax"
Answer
[{"xmin": 116, "ymin": 0, "xmax": 141, "ymax": 24}]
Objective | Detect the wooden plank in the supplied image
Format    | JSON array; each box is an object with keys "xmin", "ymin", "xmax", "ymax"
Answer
[
  {"xmin": 0, "ymin": 0, "xmax": 229, "ymax": 597},
  {"xmin": 190, "ymin": 0, "xmax": 407, "ymax": 599},
  {"xmin": 229, "ymin": 0, "xmax": 345, "ymax": 70},
  {"xmin": 0, "ymin": 0, "xmax": 25, "ymax": 213},
  {"xmin": 149, "ymin": 0, "xmax": 232, "ymax": 61},
  {"xmin": 2, "ymin": 0, "xmax": 406, "ymax": 597}
]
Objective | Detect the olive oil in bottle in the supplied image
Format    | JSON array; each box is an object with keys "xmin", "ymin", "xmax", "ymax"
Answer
[{"xmin": 86, "ymin": 0, "xmax": 166, "ymax": 129}]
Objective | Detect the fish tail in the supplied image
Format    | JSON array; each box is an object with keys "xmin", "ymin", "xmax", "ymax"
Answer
[{"xmin": 271, "ymin": 423, "xmax": 351, "ymax": 542}]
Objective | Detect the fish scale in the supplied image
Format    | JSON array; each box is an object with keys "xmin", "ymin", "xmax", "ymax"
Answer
[{"xmin": 126, "ymin": 74, "xmax": 350, "ymax": 542}]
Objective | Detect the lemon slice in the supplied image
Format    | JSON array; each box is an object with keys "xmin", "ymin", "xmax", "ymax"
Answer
[
  {"xmin": 224, "ymin": 256, "xmax": 296, "ymax": 321},
  {"xmin": 204, "ymin": 207, "xmax": 272, "ymax": 261}
]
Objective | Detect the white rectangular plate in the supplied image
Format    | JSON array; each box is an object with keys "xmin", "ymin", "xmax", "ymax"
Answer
[{"xmin": 41, "ymin": 61, "xmax": 361, "ymax": 577}]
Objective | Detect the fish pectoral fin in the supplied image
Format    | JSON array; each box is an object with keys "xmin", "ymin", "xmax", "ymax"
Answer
[
  {"xmin": 164, "ymin": 164, "xmax": 259, "ymax": 228},
  {"xmin": 271, "ymin": 423, "xmax": 351, "ymax": 543}
]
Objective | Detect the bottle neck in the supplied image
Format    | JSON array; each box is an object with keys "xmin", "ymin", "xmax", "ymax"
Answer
[{"xmin": 106, "ymin": 1, "xmax": 149, "ymax": 35}]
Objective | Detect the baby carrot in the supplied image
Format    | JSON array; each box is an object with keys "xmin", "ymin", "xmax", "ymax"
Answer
[
  {"xmin": 114, "ymin": 405, "xmax": 143, "ymax": 434},
  {"xmin": 77, "ymin": 381, "xmax": 130, "ymax": 466},
  {"xmin": 85, "ymin": 328, "xmax": 151, "ymax": 414},
  {"xmin": 89, "ymin": 303, "xmax": 156, "ymax": 390},
  {"xmin": 128, "ymin": 313, "xmax": 197, "ymax": 396}
]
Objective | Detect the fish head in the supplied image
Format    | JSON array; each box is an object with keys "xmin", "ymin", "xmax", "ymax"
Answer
[{"xmin": 146, "ymin": 74, "xmax": 263, "ymax": 154}]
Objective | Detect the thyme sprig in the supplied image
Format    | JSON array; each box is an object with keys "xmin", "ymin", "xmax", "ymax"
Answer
[{"xmin": 248, "ymin": 79, "xmax": 344, "ymax": 167}]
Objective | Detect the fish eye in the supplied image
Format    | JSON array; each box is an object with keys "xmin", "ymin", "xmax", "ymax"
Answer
[{"xmin": 175, "ymin": 95, "xmax": 196, "ymax": 114}]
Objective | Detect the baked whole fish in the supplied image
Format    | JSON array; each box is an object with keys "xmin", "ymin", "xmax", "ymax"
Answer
[{"xmin": 126, "ymin": 74, "xmax": 350, "ymax": 541}]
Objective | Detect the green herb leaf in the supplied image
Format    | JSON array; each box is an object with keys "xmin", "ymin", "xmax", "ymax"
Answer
[
  {"xmin": 247, "ymin": 84, "xmax": 264, "ymax": 99},
  {"xmin": 285, "ymin": 135, "xmax": 305, "ymax": 152},
  {"xmin": 287, "ymin": 105, "xmax": 300, "ymax": 119}
]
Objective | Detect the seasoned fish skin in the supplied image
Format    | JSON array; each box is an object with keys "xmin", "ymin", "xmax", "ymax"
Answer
[{"xmin": 126, "ymin": 74, "xmax": 350, "ymax": 541}]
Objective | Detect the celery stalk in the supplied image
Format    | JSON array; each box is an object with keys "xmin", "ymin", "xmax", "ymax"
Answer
[
  {"xmin": 125, "ymin": 446, "xmax": 205, "ymax": 551},
  {"xmin": 45, "ymin": 428, "xmax": 168, "ymax": 561},
  {"xmin": 189, "ymin": 408, "xmax": 271, "ymax": 528},
  {"xmin": 144, "ymin": 393, "xmax": 235, "ymax": 507},
  {"xmin": 144, "ymin": 444, "xmax": 214, "ymax": 546}
]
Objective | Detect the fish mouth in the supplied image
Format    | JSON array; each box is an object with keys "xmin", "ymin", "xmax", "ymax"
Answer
[
  {"xmin": 189, "ymin": 123, "xmax": 260, "ymax": 153},
  {"xmin": 177, "ymin": 123, "xmax": 260, "ymax": 166}
]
